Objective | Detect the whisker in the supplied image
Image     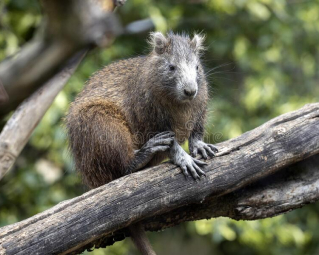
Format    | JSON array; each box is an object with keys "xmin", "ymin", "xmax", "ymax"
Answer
[
  {"xmin": 206, "ymin": 62, "xmax": 234, "ymax": 72},
  {"xmin": 205, "ymin": 70, "xmax": 242, "ymax": 77},
  {"xmin": 208, "ymin": 76, "xmax": 238, "ymax": 82}
]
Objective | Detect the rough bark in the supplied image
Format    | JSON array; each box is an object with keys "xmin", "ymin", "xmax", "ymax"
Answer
[
  {"xmin": 0, "ymin": 103, "xmax": 318, "ymax": 255},
  {"xmin": 0, "ymin": 0, "xmax": 122, "ymax": 117},
  {"xmin": 0, "ymin": 51, "xmax": 86, "ymax": 180},
  {"xmin": 87, "ymin": 153, "xmax": 319, "ymax": 253},
  {"xmin": 145, "ymin": 153, "xmax": 319, "ymax": 228}
]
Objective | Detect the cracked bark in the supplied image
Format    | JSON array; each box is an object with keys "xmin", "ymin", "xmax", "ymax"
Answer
[{"xmin": 0, "ymin": 103, "xmax": 318, "ymax": 255}]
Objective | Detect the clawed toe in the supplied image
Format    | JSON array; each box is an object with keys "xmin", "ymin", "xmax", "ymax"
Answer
[
  {"xmin": 208, "ymin": 144, "xmax": 218, "ymax": 153},
  {"xmin": 180, "ymin": 158, "xmax": 207, "ymax": 180}
]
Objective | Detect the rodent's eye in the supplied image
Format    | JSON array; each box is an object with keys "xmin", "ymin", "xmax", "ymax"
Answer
[
  {"xmin": 168, "ymin": 64, "xmax": 176, "ymax": 71},
  {"xmin": 196, "ymin": 65, "xmax": 199, "ymax": 71}
]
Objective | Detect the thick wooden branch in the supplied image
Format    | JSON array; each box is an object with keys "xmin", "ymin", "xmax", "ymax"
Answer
[
  {"xmin": 144, "ymin": 153, "xmax": 319, "ymax": 228},
  {"xmin": 0, "ymin": 103, "xmax": 319, "ymax": 255},
  {"xmin": 82, "ymin": 153, "xmax": 319, "ymax": 253},
  {"xmin": 0, "ymin": 51, "xmax": 86, "ymax": 180},
  {"xmin": 0, "ymin": 0, "xmax": 122, "ymax": 117}
]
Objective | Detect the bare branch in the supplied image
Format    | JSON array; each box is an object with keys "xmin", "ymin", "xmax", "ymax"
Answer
[
  {"xmin": 0, "ymin": 103, "xmax": 318, "ymax": 255},
  {"xmin": 84, "ymin": 153, "xmax": 319, "ymax": 253},
  {"xmin": 144, "ymin": 153, "xmax": 319, "ymax": 229},
  {"xmin": 0, "ymin": 51, "xmax": 86, "ymax": 180},
  {"xmin": 0, "ymin": 0, "xmax": 126, "ymax": 179},
  {"xmin": 0, "ymin": 0, "xmax": 122, "ymax": 117}
]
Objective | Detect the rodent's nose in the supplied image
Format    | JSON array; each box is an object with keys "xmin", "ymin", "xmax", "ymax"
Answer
[{"xmin": 184, "ymin": 88, "xmax": 197, "ymax": 97}]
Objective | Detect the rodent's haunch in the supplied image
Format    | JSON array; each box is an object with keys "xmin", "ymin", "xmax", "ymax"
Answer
[{"xmin": 66, "ymin": 31, "xmax": 218, "ymax": 255}]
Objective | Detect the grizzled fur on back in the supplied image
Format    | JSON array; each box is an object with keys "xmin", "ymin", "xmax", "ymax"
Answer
[{"xmin": 66, "ymin": 32, "xmax": 209, "ymax": 188}]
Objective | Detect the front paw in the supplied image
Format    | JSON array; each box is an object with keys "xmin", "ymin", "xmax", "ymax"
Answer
[
  {"xmin": 172, "ymin": 150, "xmax": 207, "ymax": 180},
  {"xmin": 142, "ymin": 131, "xmax": 175, "ymax": 155},
  {"xmin": 190, "ymin": 140, "xmax": 218, "ymax": 159}
]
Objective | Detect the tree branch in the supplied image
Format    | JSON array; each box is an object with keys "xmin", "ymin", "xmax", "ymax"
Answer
[
  {"xmin": 0, "ymin": 51, "xmax": 86, "ymax": 180},
  {"xmin": 0, "ymin": 0, "xmax": 127, "ymax": 179},
  {"xmin": 0, "ymin": 0, "xmax": 122, "ymax": 117},
  {"xmin": 144, "ymin": 153, "xmax": 319, "ymax": 229},
  {"xmin": 0, "ymin": 103, "xmax": 318, "ymax": 255},
  {"xmin": 82, "ymin": 153, "xmax": 319, "ymax": 253}
]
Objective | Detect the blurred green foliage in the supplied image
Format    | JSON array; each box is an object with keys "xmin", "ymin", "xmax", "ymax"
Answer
[{"xmin": 1, "ymin": 0, "xmax": 319, "ymax": 254}]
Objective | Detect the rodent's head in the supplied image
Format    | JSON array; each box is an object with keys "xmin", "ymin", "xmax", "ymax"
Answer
[{"xmin": 148, "ymin": 31, "xmax": 205, "ymax": 103}]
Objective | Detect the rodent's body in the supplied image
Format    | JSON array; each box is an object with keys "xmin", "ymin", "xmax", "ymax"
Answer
[
  {"xmin": 67, "ymin": 53, "xmax": 208, "ymax": 188},
  {"xmin": 66, "ymin": 32, "xmax": 217, "ymax": 254}
]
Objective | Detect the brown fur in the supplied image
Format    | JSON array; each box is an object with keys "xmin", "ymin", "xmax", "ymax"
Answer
[
  {"xmin": 66, "ymin": 54, "xmax": 208, "ymax": 188},
  {"xmin": 65, "ymin": 32, "xmax": 209, "ymax": 255}
]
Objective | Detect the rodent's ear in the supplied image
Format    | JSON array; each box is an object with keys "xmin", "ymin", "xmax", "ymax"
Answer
[
  {"xmin": 190, "ymin": 33, "xmax": 206, "ymax": 53},
  {"xmin": 149, "ymin": 32, "xmax": 168, "ymax": 55}
]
